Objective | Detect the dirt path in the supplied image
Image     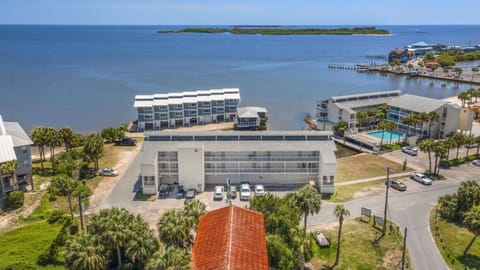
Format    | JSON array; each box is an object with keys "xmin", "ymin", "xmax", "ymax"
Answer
[
  {"xmin": 0, "ymin": 182, "xmax": 49, "ymax": 233},
  {"xmin": 87, "ymin": 142, "xmax": 143, "ymax": 214}
]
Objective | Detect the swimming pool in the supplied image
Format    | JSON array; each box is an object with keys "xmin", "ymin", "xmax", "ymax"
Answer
[{"xmin": 367, "ymin": 130, "xmax": 403, "ymax": 142}]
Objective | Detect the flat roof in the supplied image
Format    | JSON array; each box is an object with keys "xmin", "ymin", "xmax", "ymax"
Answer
[
  {"xmin": 237, "ymin": 107, "xmax": 268, "ymax": 118},
  {"xmin": 329, "ymin": 90, "xmax": 401, "ymax": 102},
  {"xmin": 134, "ymin": 88, "xmax": 240, "ymax": 108},
  {"xmin": 388, "ymin": 94, "xmax": 449, "ymax": 113},
  {"xmin": 335, "ymin": 96, "xmax": 398, "ymax": 113}
]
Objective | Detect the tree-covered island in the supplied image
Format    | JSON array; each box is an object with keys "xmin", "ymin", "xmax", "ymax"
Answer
[{"xmin": 158, "ymin": 26, "xmax": 390, "ymax": 35}]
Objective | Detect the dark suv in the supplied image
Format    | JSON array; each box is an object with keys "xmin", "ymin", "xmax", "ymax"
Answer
[{"xmin": 114, "ymin": 137, "xmax": 137, "ymax": 146}]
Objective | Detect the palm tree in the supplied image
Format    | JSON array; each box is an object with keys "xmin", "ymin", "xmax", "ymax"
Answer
[
  {"xmin": 458, "ymin": 91, "xmax": 469, "ymax": 108},
  {"xmin": 357, "ymin": 111, "xmax": 369, "ymax": 128},
  {"xmin": 419, "ymin": 139, "xmax": 435, "ymax": 172},
  {"xmin": 59, "ymin": 126, "xmax": 74, "ymax": 152},
  {"xmin": 290, "ymin": 227, "xmax": 311, "ymax": 270},
  {"xmin": 463, "ymin": 206, "xmax": 480, "ymax": 255},
  {"xmin": 417, "ymin": 112, "xmax": 430, "ymax": 137},
  {"xmin": 475, "ymin": 135, "xmax": 480, "ymax": 157},
  {"xmin": 45, "ymin": 127, "xmax": 62, "ymax": 165},
  {"xmin": 428, "ymin": 111, "xmax": 440, "ymax": 138},
  {"xmin": 158, "ymin": 209, "xmax": 194, "ymax": 249},
  {"xmin": 52, "ymin": 175, "xmax": 77, "ymax": 219},
  {"xmin": 145, "ymin": 248, "xmax": 190, "ymax": 270},
  {"xmin": 432, "ymin": 141, "xmax": 447, "ymax": 176},
  {"xmin": 30, "ymin": 126, "xmax": 48, "ymax": 169},
  {"xmin": 83, "ymin": 133, "xmax": 104, "ymax": 171},
  {"xmin": 184, "ymin": 199, "xmax": 206, "ymax": 229},
  {"xmin": 471, "ymin": 67, "xmax": 480, "ymax": 81},
  {"xmin": 333, "ymin": 204, "xmax": 350, "ymax": 268},
  {"xmin": 65, "ymin": 234, "xmax": 107, "ymax": 270},
  {"xmin": 89, "ymin": 207, "xmax": 132, "ymax": 268},
  {"xmin": 451, "ymin": 132, "xmax": 466, "ymax": 160},
  {"xmin": 464, "ymin": 135, "xmax": 475, "ymax": 160},
  {"xmin": 378, "ymin": 104, "xmax": 389, "ymax": 120},
  {"xmin": 387, "ymin": 121, "xmax": 398, "ymax": 145},
  {"xmin": 294, "ymin": 184, "xmax": 322, "ymax": 230},
  {"xmin": 377, "ymin": 120, "xmax": 389, "ymax": 146},
  {"xmin": 402, "ymin": 114, "xmax": 416, "ymax": 139},
  {"xmin": 126, "ymin": 227, "xmax": 159, "ymax": 269}
]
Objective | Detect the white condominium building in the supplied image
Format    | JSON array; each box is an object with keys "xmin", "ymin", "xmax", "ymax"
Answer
[
  {"xmin": 140, "ymin": 131, "xmax": 337, "ymax": 195},
  {"xmin": 134, "ymin": 88, "xmax": 240, "ymax": 131}
]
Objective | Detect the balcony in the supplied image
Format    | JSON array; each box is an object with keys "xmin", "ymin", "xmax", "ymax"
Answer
[
  {"xmin": 204, "ymin": 155, "xmax": 319, "ymax": 162},
  {"xmin": 158, "ymin": 156, "xmax": 178, "ymax": 162},
  {"xmin": 204, "ymin": 168, "xmax": 317, "ymax": 173},
  {"xmin": 159, "ymin": 169, "xmax": 178, "ymax": 174},
  {"xmin": 236, "ymin": 121, "xmax": 259, "ymax": 128}
]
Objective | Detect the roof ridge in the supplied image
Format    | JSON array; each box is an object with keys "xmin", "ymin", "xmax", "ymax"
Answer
[
  {"xmin": 226, "ymin": 205, "xmax": 233, "ymax": 270},
  {"xmin": 0, "ymin": 115, "xmax": 6, "ymax": 136}
]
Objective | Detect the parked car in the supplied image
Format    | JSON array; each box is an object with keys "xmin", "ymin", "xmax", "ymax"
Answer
[
  {"xmin": 159, "ymin": 184, "xmax": 170, "ymax": 196},
  {"xmin": 213, "ymin": 186, "xmax": 224, "ymax": 201},
  {"xmin": 230, "ymin": 185, "xmax": 237, "ymax": 199},
  {"xmin": 184, "ymin": 189, "xmax": 196, "ymax": 203},
  {"xmin": 114, "ymin": 137, "xmax": 137, "ymax": 146},
  {"xmin": 255, "ymin": 185, "xmax": 265, "ymax": 196},
  {"xmin": 176, "ymin": 186, "xmax": 185, "ymax": 199},
  {"xmin": 410, "ymin": 172, "xmax": 432, "ymax": 185},
  {"xmin": 401, "ymin": 146, "xmax": 418, "ymax": 156},
  {"xmin": 240, "ymin": 184, "xmax": 251, "ymax": 201},
  {"xmin": 385, "ymin": 179, "xmax": 407, "ymax": 191},
  {"xmin": 98, "ymin": 168, "xmax": 119, "ymax": 176},
  {"xmin": 472, "ymin": 159, "xmax": 480, "ymax": 167}
]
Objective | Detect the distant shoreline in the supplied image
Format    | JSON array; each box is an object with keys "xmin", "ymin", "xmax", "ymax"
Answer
[{"xmin": 158, "ymin": 27, "xmax": 390, "ymax": 36}]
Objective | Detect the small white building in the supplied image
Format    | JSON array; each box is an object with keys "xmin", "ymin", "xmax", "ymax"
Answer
[
  {"xmin": 139, "ymin": 131, "xmax": 337, "ymax": 195},
  {"xmin": 134, "ymin": 88, "xmax": 240, "ymax": 131},
  {"xmin": 0, "ymin": 115, "xmax": 33, "ymax": 195},
  {"xmin": 235, "ymin": 106, "xmax": 268, "ymax": 130}
]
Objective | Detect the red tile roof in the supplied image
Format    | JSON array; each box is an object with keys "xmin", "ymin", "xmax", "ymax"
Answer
[{"xmin": 192, "ymin": 205, "xmax": 269, "ymax": 270}]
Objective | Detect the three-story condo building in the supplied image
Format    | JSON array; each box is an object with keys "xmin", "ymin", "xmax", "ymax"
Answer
[
  {"xmin": 139, "ymin": 131, "xmax": 337, "ymax": 196},
  {"xmin": 134, "ymin": 88, "xmax": 240, "ymax": 131}
]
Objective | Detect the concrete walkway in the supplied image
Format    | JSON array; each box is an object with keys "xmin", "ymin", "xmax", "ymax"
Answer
[{"xmin": 336, "ymin": 171, "xmax": 413, "ymax": 186}]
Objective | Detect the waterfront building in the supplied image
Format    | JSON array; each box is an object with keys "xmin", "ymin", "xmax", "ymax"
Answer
[
  {"xmin": 316, "ymin": 90, "xmax": 401, "ymax": 131},
  {"xmin": 139, "ymin": 131, "xmax": 336, "ymax": 195},
  {"xmin": 192, "ymin": 205, "xmax": 269, "ymax": 270},
  {"xmin": 134, "ymin": 88, "xmax": 240, "ymax": 131},
  {"xmin": 235, "ymin": 106, "xmax": 268, "ymax": 130},
  {"xmin": 387, "ymin": 94, "xmax": 471, "ymax": 139},
  {"xmin": 0, "ymin": 115, "xmax": 33, "ymax": 196}
]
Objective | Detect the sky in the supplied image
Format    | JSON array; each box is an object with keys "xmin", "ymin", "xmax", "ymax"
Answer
[{"xmin": 1, "ymin": 0, "xmax": 479, "ymax": 25}]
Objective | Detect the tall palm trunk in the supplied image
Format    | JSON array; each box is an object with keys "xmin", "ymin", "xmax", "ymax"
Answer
[
  {"xmin": 427, "ymin": 151, "xmax": 432, "ymax": 172},
  {"xmin": 464, "ymin": 234, "xmax": 478, "ymax": 255},
  {"xmin": 380, "ymin": 130, "xmax": 385, "ymax": 146},
  {"xmin": 389, "ymin": 131, "xmax": 393, "ymax": 145},
  {"xmin": 476, "ymin": 143, "xmax": 480, "ymax": 157},
  {"xmin": 333, "ymin": 218, "xmax": 344, "ymax": 267},
  {"xmin": 465, "ymin": 147, "xmax": 471, "ymax": 160},
  {"xmin": 303, "ymin": 212, "xmax": 308, "ymax": 231},
  {"xmin": 456, "ymin": 145, "xmax": 460, "ymax": 160},
  {"xmin": 67, "ymin": 193, "xmax": 73, "ymax": 219},
  {"xmin": 116, "ymin": 245, "xmax": 122, "ymax": 267}
]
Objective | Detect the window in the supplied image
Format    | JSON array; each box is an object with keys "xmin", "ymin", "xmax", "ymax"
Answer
[
  {"xmin": 203, "ymin": 109, "xmax": 211, "ymax": 114},
  {"xmin": 24, "ymin": 159, "xmax": 30, "ymax": 165},
  {"xmin": 144, "ymin": 115, "xmax": 152, "ymax": 119},
  {"xmin": 22, "ymin": 146, "xmax": 28, "ymax": 154}
]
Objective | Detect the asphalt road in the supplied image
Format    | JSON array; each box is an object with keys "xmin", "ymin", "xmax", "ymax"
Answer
[
  {"xmin": 95, "ymin": 145, "xmax": 480, "ymax": 269},
  {"xmin": 310, "ymin": 148, "xmax": 480, "ymax": 270}
]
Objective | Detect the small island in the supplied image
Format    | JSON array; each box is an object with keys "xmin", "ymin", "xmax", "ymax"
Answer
[{"xmin": 158, "ymin": 26, "xmax": 390, "ymax": 36}]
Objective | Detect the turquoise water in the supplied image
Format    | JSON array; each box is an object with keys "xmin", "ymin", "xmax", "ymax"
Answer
[{"xmin": 368, "ymin": 130, "xmax": 403, "ymax": 141}]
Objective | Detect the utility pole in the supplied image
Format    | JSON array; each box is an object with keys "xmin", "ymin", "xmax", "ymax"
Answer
[
  {"xmin": 78, "ymin": 194, "xmax": 84, "ymax": 231},
  {"xmin": 401, "ymin": 227, "xmax": 408, "ymax": 269},
  {"xmin": 383, "ymin": 167, "xmax": 390, "ymax": 236}
]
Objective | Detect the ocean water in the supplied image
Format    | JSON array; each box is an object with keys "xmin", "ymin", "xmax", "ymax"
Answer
[{"xmin": 1, "ymin": 25, "xmax": 480, "ymax": 133}]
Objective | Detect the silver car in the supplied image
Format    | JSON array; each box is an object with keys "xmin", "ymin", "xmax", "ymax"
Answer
[
  {"xmin": 240, "ymin": 184, "xmax": 251, "ymax": 201},
  {"xmin": 98, "ymin": 168, "xmax": 119, "ymax": 176},
  {"xmin": 402, "ymin": 146, "xmax": 418, "ymax": 156},
  {"xmin": 472, "ymin": 159, "xmax": 480, "ymax": 167},
  {"xmin": 213, "ymin": 186, "xmax": 224, "ymax": 201},
  {"xmin": 410, "ymin": 172, "xmax": 432, "ymax": 185}
]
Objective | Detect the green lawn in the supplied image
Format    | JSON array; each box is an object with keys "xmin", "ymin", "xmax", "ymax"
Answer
[
  {"xmin": 310, "ymin": 218, "xmax": 410, "ymax": 269},
  {"xmin": 0, "ymin": 221, "xmax": 64, "ymax": 269},
  {"xmin": 337, "ymin": 154, "xmax": 411, "ymax": 183},
  {"xmin": 430, "ymin": 207, "xmax": 480, "ymax": 270},
  {"xmin": 325, "ymin": 181, "xmax": 385, "ymax": 202}
]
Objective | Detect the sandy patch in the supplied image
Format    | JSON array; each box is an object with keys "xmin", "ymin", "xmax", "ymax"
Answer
[{"xmin": 352, "ymin": 186, "xmax": 384, "ymax": 199}]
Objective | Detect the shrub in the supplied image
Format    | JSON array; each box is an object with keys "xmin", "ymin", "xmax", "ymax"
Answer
[
  {"xmin": 78, "ymin": 162, "xmax": 90, "ymax": 180},
  {"xmin": 3, "ymin": 191, "xmax": 25, "ymax": 209}
]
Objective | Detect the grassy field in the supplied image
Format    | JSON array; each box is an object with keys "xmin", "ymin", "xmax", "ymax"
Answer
[
  {"xmin": 0, "ymin": 221, "xmax": 64, "ymax": 270},
  {"xmin": 325, "ymin": 181, "xmax": 385, "ymax": 202},
  {"xmin": 310, "ymin": 218, "xmax": 410, "ymax": 269},
  {"xmin": 430, "ymin": 207, "xmax": 480, "ymax": 270},
  {"xmin": 336, "ymin": 154, "xmax": 411, "ymax": 183}
]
